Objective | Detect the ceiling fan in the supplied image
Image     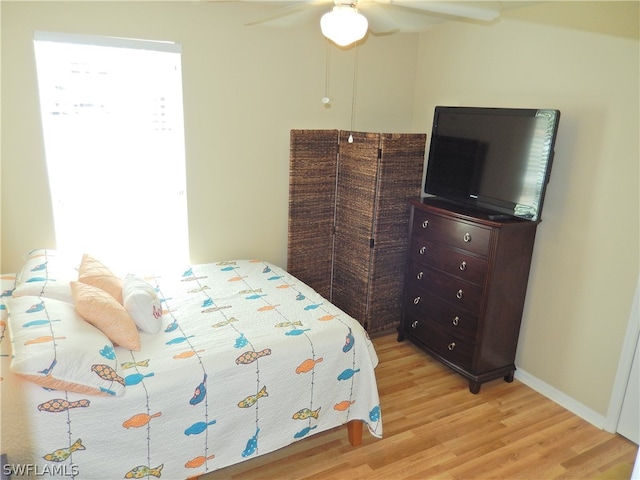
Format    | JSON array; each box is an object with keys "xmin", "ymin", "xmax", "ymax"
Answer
[{"xmin": 243, "ymin": 1, "xmax": 506, "ymax": 46}]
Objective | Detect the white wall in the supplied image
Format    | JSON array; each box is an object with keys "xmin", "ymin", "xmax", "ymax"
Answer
[{"xmin": 412, "ymin": 2, "xmax": 639, "ymax": 417}]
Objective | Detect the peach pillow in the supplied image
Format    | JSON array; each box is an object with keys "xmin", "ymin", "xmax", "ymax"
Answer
[
  {"xmin": 71, "ymin": 281, "xmax": 140, "ymax": 351},
  {"xmin": 78, "ymin": 254, "xmax": 123, "ymax": 304}
]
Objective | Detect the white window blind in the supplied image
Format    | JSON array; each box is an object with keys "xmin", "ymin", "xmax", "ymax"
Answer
[{"xmin": 34, "ymin": 31, "xmax": 189, "ymax": 273}]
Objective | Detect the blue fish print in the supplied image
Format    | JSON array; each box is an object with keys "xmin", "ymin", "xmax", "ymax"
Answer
[
  {"xmin": 285, "ymin": 329, "xmax": 311, "ymax": 336},
  {"xmin": 184, "ymin": 420, "xmax": 217, "ymax": 436},
  {"xmin": 190, "ymin": 374, "xmax": 207, "ymax": 406},
  {"xmin": 166, "ymin": 335, "xmax": 194, "ymax": 345},
  {"xmin": 100, "ymin": 387, "xmax": 117, "ymax": 396},
  {"xmin": 1, "ymin": 289, "xmax": 13, "ymax": 298},
  {"xmin": 262, "ymin": 266, "xmax": 272, "ymax": 273},
  {"xmin": 369, "ymin": 405, "xmax": 381, "ymax": 422},
  {"xmin": 124, "ymin": 372, "xmax": 155, "ymax": 386},
  {"xmin": 267, "ymin": 276, "xmax": 283, "ymax": 281},
  {"xmin": 221, "ymin": 266, "xmax": 237, "ymax": 271},
  {"xmin": 241, "ymin": 429, "xmax": 260, "ymax": 457},
  {"xmin": 304, "ymin": 304, "xmax": 322, "ymax": 310},
  {"xmin": 337, "ymin": 368, "xmax": 360, "ymax": 381},
  {"xmin": 343, "ymin": 328, "xmax": 354, "ymax": 353},
  {"xmin": 245, "ymin": 294, "xmax": 267, "ymax": 300},
  {"xmin": 22, "ymin": 319, "xmax": 60, "ymax": 328},
  {"xmin": 182, "ymin": 268, "xmax": 193, "ymax": 277},
  {"xmin": 164, "ymin": 321, "xmax": 179, "ymax": 333},
  {"xmin": 26, "ymin": 302, "xmax": 45, "ymax": 313},
  {"xmin": 202, "ymin": 298, "xmax": 213, "ymax": 308},
  {"xmin": 100, "ymin": 345, "xmax": 116, "ymax": 360},
  {"xmin": 38, "ymin": 359, "xmax": 57, "ymax": 375},
  {"xmin": 294, "ymin": 425, "xmax": 317, "ymax": 439},
  {"xmin": 26, "ymin": 277, "xmax": 52, "ymax": 283},
  {"xmin": 295, "ymin": 293, "xmax": 305, "ymax": 301},
  {"xmin": 31, "ymin": 263, "xmax": 47, "ymax": 272},
  {"xmin": 234, "ymin": 333, "xmax": 248, "ymax": 348}
]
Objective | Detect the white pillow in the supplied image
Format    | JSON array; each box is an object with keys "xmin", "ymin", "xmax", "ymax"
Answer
[
  {"xmin": 122, "ymin": 275, "xmax": 162, "ymax": 334},
  {"xmin": 6, "ymin": 295, "xmax": 126, "ymax": 396},
  {"xmin": 12, "ymin": 249, "xmax": 78, "ymax": 303}
]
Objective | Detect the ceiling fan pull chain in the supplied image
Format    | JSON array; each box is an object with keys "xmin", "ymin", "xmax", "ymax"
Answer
[
  {"xmin": 348, "ymin": 41, "xmax": 358, "ymax": 144},
  {"xmin": 322, "ymin": 40, "xmax": 332, "ymax": 105}
]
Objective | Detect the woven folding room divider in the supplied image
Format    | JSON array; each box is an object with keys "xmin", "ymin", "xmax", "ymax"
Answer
[{"xmin": 288, "ymin": 130, "xmax": 426, "ymax": 334}]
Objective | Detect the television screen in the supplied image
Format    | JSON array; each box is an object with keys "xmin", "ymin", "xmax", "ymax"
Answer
[{"xmin": 424, "ymin": 106, "xmax": 560, "ymax": 221}]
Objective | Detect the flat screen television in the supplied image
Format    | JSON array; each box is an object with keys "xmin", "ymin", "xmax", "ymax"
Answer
[{"xmin": 424, "ymin": 106, "xmax": 560, "ymax": 221}]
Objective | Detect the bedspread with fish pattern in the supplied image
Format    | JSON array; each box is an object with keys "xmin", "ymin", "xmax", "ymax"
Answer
[{"xmin": 0, "ymin": 260, "xmax": 382, "ymax": 479}]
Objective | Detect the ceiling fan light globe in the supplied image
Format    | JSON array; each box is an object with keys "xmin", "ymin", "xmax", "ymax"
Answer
[{"xmin": 321, "ymin": 6, "xmax": 368, "ymax": 47}]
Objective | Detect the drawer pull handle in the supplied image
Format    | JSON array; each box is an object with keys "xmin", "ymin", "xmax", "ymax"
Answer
[
  {"xmin": 422, "ymin": 220, "xmax": 429, "ymax": 229},
  {"xmin": 411, "ymin": 321, "xmax": 418, "ymax": 329},
  {"xmin": 463, "ymin": 232, "xmax": 472, "ymax": 243},
  {"xmin": 417, "ymin": 271, "xmax": 424, "ymax": 280},
  {"xmin": 448, "ymin": 342, "xmax": 456, "ymax": 351},
  {"xmin": 456, "ymin": 289, "xmax": 464, "ymax": 300},
  {"xmin": 459, "ymin": 261, "xmax": 467, "ymax": 271},
  {"xmin": 452, "ymin": 316, "xmax": 459, "ymax": 326},
  {"xmin": 413, "ymin": 296, "xmax": 421, "ymax": 305},
  {"xmin": 419, "ymin": 246, "xmax": 426, "ymax": 255}
]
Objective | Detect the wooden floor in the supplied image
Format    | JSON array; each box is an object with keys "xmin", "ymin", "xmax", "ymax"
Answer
[{"xmin": 202, "ymin": 333, "xmax": 638, "ymax": 479}]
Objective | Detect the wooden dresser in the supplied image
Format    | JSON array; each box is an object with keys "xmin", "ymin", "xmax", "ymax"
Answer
[{"xmin": 398, "ymin": 197, "xmax": 540, "ymax": 393}]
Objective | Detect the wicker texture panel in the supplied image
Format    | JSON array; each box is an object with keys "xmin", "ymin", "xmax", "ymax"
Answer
[
  {"xmin": 366, "ymin": 133, "xmax": 427, "ymax": 332},
  {"xmin": 288, "ymin": 130, "xmax": 426, "ymax": 333},
  {"xmin": 332, "ymin": 132, "xmax": 380, "ymax": 329},
  {"xmin": 287, "ymin": 130, "xmax": 339, "ymax": 299}
]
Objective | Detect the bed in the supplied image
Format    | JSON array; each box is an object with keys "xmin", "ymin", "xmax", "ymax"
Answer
[{"xmin": 0, "ymin": 250, "xmax": 382, "ymax": 479}]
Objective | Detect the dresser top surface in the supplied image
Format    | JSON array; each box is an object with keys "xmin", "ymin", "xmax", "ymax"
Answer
[{"xmin": 411, "ymin": 197, "xmax": 541, "ymax": 228}]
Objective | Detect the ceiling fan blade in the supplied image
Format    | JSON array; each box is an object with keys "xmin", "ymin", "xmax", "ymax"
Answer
[
  {"xmin": 244, "ymin": 1, "xmax": 330, "ymax": 27},
  {"xmin": 361, "ymin": 2, "xmax": 445, "ymax": 34},
  {"xmin": 375, "ymin": 0, "xmax": 501, "ymax": 22}
]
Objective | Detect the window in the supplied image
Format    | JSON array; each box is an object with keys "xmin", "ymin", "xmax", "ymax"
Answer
[{"xmin": 34, "ymin": 31, "xmax": 189, "ymax": 273}]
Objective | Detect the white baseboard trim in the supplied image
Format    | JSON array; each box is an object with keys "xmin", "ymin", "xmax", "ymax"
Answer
[{"xmin": 514, "ymin": 368, "xmax": 608, "ymax": 430}]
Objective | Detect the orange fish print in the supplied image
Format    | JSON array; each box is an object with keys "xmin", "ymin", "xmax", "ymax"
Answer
[
  {"xmin": 317, "ymin": 314, "xmax": 337, "ymax": 321},
  {"xmin": 334, "ymin": 400, "xmax": 355, "ymax": 411},
  {"xmin": 122, "ymin": 412, "xmax": 162, "ymax": 429},
  {"xmin": 173, "ymin": 349, "xmax": 205, "ymax": 359},
  {"xmin": 25, "ymin": 336, "xmax": 66, "ymax": 346},
  {"xmin": 184, "ymin": 454, "xmax": 215, "ymax": 468},
  {"xmin": 276, "ymin": 284, "xmax": 293, "ymax": 289},
  {"xmin": 38, "ymin": 398, "xmax": 90, "ymax": 413},
  {"xmin": 235, "ymin": 348, "xmax": 271, "ymax": 365},
  {"xmin": 227, "ymin": 276, "xmax": 247, "ymax": 282},
  {"xmin": 295, "ymin": 358, "xmax": 324, "ymax": 374},
  {"xmin": 91, "ymin": 364, "xmax": 125, "ymax": 385},
  {"xmin": 258, "ymin": 305, "xmax": 279, "ymax": 312}
]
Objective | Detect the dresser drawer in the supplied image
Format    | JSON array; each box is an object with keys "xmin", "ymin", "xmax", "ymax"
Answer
[
  {"xmin": 410, "ymin": 240, "xmax": 487, "ymax": 286},
  {"xmin": 404, "ymin": 314, "xmax": 475, "ymax": 369},
  {"xmin": 412, "ymin": 208, "xmax": 491, "ymax": 256},
  {"xmin": 404, "ymin": 286, "xmax": 478, "ymax": 337},
  {"xmin": 408, "ymin": 263, "xmax": 484, "ymax": 314}
]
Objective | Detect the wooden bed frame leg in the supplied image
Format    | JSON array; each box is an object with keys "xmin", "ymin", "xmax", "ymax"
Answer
[{"xmin": 347, "ymin": 420, "xmax": 363, "ymax": 446}]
